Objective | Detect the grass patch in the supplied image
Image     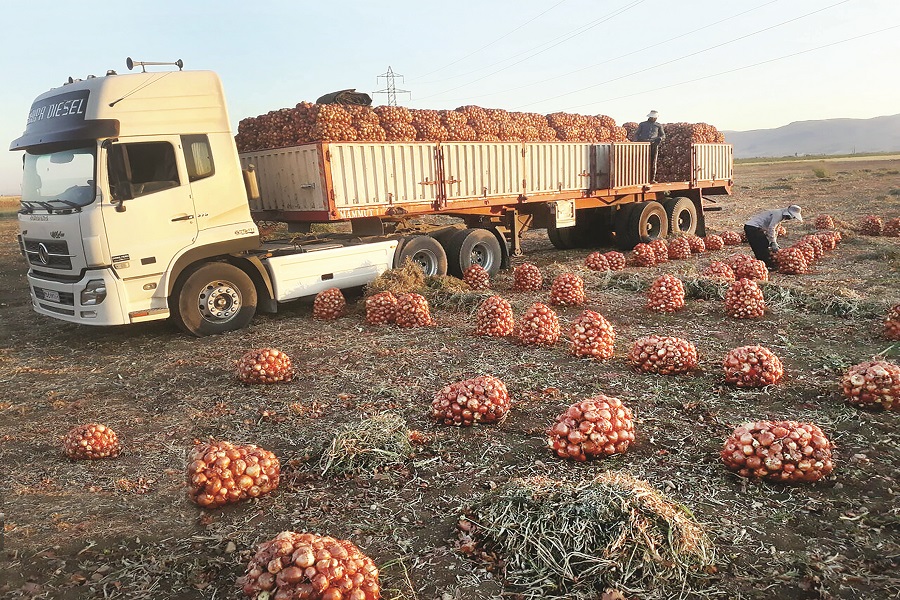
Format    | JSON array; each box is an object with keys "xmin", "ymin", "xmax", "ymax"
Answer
[
  {"xmin": 318, "ymin": 413, "xmax": 413, "ymax": 476},
  {"xmin": 762, "ymin": 184, "xmax": 793, "ymax": 190},
  {"xmin": 462, "ymin": 472, "xmax": 716, "ymax": 599},
  {"xmin": 888, "ymin": 189, "xmax": 900, "ymax": 196},
  {"xmin": 813, "ymin": 168, "xmax": 828, "ymax": 179},
  {"xmin": 365, "ymin": 259, "xmax": 490, "ymax": 312}
]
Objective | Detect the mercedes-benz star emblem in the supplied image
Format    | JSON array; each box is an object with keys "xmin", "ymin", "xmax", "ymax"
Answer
[{"xmin": 37, "ymin": 243, "xmax": 50, "ymax": 265}]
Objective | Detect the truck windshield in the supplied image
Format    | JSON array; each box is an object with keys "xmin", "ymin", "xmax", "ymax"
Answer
[{"xmin": 22, "ymin": 146, "xmax": 96, "ymax": 208}]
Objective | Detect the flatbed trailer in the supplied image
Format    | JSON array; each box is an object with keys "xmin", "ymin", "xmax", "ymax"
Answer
[{"xmin": 240, "ymin": 140, "xmax": 733, "ymax": 255}]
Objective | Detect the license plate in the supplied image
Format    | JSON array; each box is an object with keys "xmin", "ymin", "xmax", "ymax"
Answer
[{"xmin": 41, "ymin": 289, "xmax": 60, "ymax": 302}]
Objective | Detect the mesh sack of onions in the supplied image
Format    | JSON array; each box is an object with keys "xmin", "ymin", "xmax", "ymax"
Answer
[
  {"xmin": 364, "ymin": 291, "xmax": 398, "ymax": 325},
  {"xmin": 310, "ymin": 105, "xmax": 357, "ymax": 142},
  {"xmin": 721, "ymin": 231, "xmax": 742, "ymax": 246},
  {"xmin": 814, "ymin": 214, "xmax": 835, "ymax": 230},
  {"xmin": 346, "ymin": 105, "xmax": 386, "ymax": 142},
  {"xmin": 884, "ymin": 304, "xmax": 900, "ymax": 341},
  {"xmin": 800, "ymin": 235, "xmax": 824, "ymax": 260},
  {"xmin": 647, "ymin": 274, "xmax": 685, "ymax": 313},
  {"xmin": 816, "ymin": 231, "xmax": 837, "ymax": 252},
  {"xmin": 667, "ymin": 237, "xmax": 691, "ymax": 260},
  {"xmin": 687, "ymin": 236, "xmax": 706, "ymax": 254},
  {"xmin": 703, "ymin": 234, "xmax": 724, "ymax": 251},
  {"xmin": 628, "ymin": 335, "xmax": 699, "ymax": 375},
  {"xmin": 463, "ymin": 264, "xmax": 491, "ymax": 290},
  {"xmin": 603, "ymin": 251, "xmax": 627, "ymax": 271},
  {"xmin": 841, "ymin": 360, "xmax": 900, "ymax": 410},
  {"xmin": 237, "ymin": 348, "xmax": 294, "ymax": 384},
  {"xmin": 584, "ymin": 251, "xmax": 610, "ymax": 271},
  {"xmin": 733, "ymin": 257, "xmax": 769, "ymax": 282},
  {"xmin": 721, "ymin": 421, "xmax": 834, "ymax": 483},
  {"xmin": 63, "ymin": 423, "xmax": 121, "ymax": 460},
  {"xmin": 883, "ymin": 217, "xmax": 900, "ymax": 237},
  {"xmin": 512, "ymin": 263, "xmax": 543, "ymax": 291},
  {"xmin": 432, "ymin": 375, "xmax": 510, "ymax": 426},
  {"xmin": 724, "ymin": 278, "xmax": 766, "ymax": 319},
  {"xmin": 549, "ymin": 273, "xmax": 586, "ymax": 306},
  {"xmin": 701, "ymin": 261, "xmax": 735, "ymax": 282},
  {"xmin": 187, "ymin": 440, "xmax": 280, "ymax": 508},
  {"xmin": 313, "ymin": 288, "xmax": 346, "ymax": 320},
  {"xmin": 516, "ymin": 303, "xmax": 560, "ymax": 346},
  {"xmin": 722, "ymin": 345, "xmax": 783, "ymax": 387},
  {"xmin": 860, "ymin": 215, "xmax": 884, "ymax": 236},
  {"xmin": 410, "ymin": 108, "xmax": 448, "ymax": 141},
  {"xmin": 725, "ymin": 252, "xmax": 753, "ymax": 271},
  {"xmin": 774, "ymin": 247, "xmax": 808, "ymax": 275},
  {"xmin": 649, "ymin": 239, "xmax": 669, "ymax": 263},
  {"xmin": 631, "ymin": 243, "xmax": 657, "ymax": 267},
  {"xmin": 791, "ymin": 241, "xmax": 816, "ymax": 266},
  {"xmin": 238, "ymin": 531, "xmax": 380, "ymax": 600},
  {"xmin": 568, "ymin": 309, "xmax": 616, "ymax": 360},
  {"xmin": 395, "ymin": 293, "xmax": 434, "ymax": 328},
  {"xmin": 547, "ymin": 395, "xmax": 635, "ymax": 461},
  {"xmin": 474, "ymin": 295, "xmax": 515, "ymax": 337}
]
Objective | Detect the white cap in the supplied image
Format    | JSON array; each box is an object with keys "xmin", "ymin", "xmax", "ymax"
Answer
[
  {"xmin": 786, "ymin": 205, "xmax": 803, "ymax": 221},
  {"xmin": 647, "ymin": 110, "xmax": 659, "ymax": 119}
]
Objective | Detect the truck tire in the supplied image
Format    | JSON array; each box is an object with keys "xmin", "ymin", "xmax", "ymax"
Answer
[
  {"xmin": 446, "ymin": 228, "xmax": 502, "ymax": 277},
  {"xmin": 664, "ymin": 197, "xmax": 698, "ymax": 236},
  {"xmin": 547, "ymin": 222, "xmax": 576, "ymax": 250},
  {"xmin": 616, "ymin": 201, "xmax": 667, "ymax": 250},
  {"xmin": 395, "ymin": 235, "xmax": 448, "ymax": 276},
  {"xmin": 171, "ymin": 262, "xmax": 257, "ymax": 336},
  {"xmin": 587, "ymin": 207, "xmax": 615, "ymax": 247}
]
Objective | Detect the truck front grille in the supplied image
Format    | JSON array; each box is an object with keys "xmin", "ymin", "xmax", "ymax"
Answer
[{"xmin": 23, "ymin": 239, "xmax": 73, "ymax": 270}]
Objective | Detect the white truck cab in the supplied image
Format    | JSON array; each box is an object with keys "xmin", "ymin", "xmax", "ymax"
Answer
[{"xmin": 10, "ymin": 62, "xmax": 405, "ymax": 336}]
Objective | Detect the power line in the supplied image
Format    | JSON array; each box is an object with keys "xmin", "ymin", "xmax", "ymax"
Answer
[
  {"xmin": 415, "ymin": 0, "xmax": 647, "ymax": 101},
  {"xmin": 445, "ymin": 0, "xmax": 781, "ymax": 103},
  {"xmin": 410, "ymin": 0, "xmax": 569, "ymax": 82},
  {"xmin": 513, "ymin": 0, "xmax": 850, "ymax": 109},
  {"xmin": 558, "ymin": 24, "xmax": 899, "ymax": 112}
]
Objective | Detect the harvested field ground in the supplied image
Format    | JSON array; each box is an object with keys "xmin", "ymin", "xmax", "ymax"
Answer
[{"xmin": 1, "ymin": 158, "xmax": 898, "ymax": 599}]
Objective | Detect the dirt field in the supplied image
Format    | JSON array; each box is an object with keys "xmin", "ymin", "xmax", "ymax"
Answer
[{"xmin": 1, "ymin": 158, "xmax": 898, "ymax": 600}]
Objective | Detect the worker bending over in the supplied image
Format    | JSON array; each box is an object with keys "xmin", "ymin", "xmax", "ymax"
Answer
[{"xmin": 744, "ymin": 205, "xmax": 803, "ymax": 268}]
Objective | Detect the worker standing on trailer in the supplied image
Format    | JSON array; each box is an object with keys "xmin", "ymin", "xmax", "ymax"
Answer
[
  {"xmin": 635, "ymin": 110, "xmax": 666, "ymax": 183},
  {"xmin": 744, "ymin": 205, "xmax": 803, "ymax": 268}
]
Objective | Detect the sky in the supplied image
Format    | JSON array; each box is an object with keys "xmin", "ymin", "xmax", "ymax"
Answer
[{"xmin": 1, "ymin": 0, "xmax": 897, "ymax": 193}]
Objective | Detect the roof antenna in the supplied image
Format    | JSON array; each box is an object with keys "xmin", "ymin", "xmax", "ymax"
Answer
[{"xmin": 125, "ymin": 57, "xmax": 184, "ymax": 72}]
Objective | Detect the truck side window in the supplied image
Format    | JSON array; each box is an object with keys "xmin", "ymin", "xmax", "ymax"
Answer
[
  {"xmin": 107, "ymin": 141, "xmax": 180, "ymax": 200},
  {"xmin": 182, "ymin": 135, "xmax": 215, "ymax": 182}
]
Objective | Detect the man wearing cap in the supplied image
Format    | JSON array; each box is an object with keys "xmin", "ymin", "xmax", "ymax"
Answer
[
  {"xmin": 635, "ymin": 110, "xmax": 666, "ymax": 183},
  {"xmin": 744, "ymin": 205, "xmax": 803, "ymax": 269}
]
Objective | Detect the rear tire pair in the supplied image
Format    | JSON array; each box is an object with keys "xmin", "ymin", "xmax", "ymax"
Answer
[
  {"xmin": 394, "ymin": 229, "xmax": 502, "ymax": 278},
  {"xmin": 613, "ymin": 197, "xmax": 699, "ymax": 250}
]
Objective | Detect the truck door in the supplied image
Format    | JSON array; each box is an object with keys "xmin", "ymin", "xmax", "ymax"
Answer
[{"xmin": 102, "ymin": 137, "xmax": 197, "ymax": 280}]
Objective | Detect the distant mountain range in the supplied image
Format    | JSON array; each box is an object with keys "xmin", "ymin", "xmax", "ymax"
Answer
[{"xmin": 723, "ymin": 114, "xmax": 900, "ymax": 159}]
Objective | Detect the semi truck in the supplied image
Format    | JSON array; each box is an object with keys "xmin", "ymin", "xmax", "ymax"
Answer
[{"xmin": 10, "ymin": 59, "xmax": 733, "ymax": 336}]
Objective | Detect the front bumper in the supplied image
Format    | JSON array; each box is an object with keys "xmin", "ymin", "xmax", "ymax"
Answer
[{"xmin": 29, "ymin": 269, "xmax": 132, "ymax": 326}]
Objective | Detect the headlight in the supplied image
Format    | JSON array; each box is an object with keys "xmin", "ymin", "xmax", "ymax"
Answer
[{"xmin": 81, "ymin": 279, "xmax": 107, "ymax": 305}]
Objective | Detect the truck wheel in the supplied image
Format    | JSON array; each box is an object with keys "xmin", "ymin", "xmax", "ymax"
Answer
[
  {"xmin": 588, "ymin": 207, "xmax": 615, "ymax": 247},
  {"xmin": 547, "ymin": 222, "xmax": 576, "ymax": 250},
  {"xmin": 395, "ymin": 235, "xmax": 448, "ymax": 276},
  {"xmin": 171, "ymin": 262, "xmax": 257, "ymax": 336},
  {"xmin": 446, "ymin": 228, "xmax": 503, "ymax": 277},
  {"xmin": 664, "ymin": 197, "xmax": 697, "ymax": 236},
  {"xmin": 616, "ymin": 201, "xmax": 667, "ymax": 250}
]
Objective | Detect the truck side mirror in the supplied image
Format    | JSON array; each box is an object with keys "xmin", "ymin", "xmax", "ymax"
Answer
[{"xmin": 105, "ymin": 142, "xmax": 133, "ymax": 209}]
